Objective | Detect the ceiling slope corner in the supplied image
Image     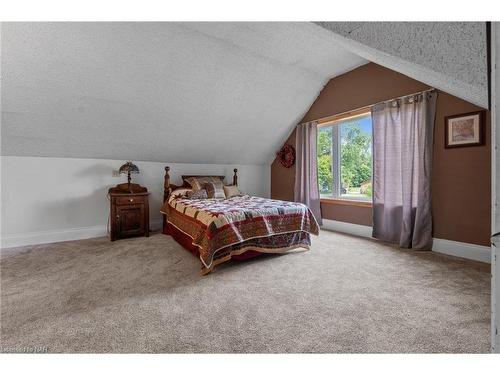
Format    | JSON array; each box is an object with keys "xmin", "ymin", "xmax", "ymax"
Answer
[{"xmin": 312, "ymin": 22, "xmax": 489, "ymax": 108}]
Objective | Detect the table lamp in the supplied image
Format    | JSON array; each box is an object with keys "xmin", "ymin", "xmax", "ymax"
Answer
[{"xmin": 119, "ymin": 161, "xmax": 140, "ymax": 190}]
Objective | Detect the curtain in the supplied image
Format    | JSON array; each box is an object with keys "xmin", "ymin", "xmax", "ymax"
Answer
[
  {"xmin": 294, "ymin": 121, "xmax": 322, "ymax": 225},
  {"xmin": 371, "ymin": 91, "xmax": 437, "ymax": 249}
]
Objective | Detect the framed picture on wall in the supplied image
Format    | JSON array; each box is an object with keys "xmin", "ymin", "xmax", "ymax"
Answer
[{"xmin": 445, "ymin": 111, "xmax": 485, "ymax": 148}]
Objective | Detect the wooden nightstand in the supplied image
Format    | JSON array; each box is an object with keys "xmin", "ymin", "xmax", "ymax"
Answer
[{"xmin": 108, "ymin": 183, "xmax": 150, "ymax": 241}]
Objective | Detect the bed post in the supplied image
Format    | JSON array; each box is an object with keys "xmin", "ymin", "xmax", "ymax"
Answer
[
  {"xmin": 233, "ymin": 168, "xmax": 238, "ymax": 186},
  {"xmin": 164, "ymin": 166, "xmax": 171, "ymax": 203}
]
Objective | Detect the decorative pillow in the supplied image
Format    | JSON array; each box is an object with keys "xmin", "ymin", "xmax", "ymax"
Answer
[
  {"xmin": 170, "ymin": 188, "xmax": 192, "ymax": 200},
  {"xmin": 187, "ymin": 189, "xmax": 208, "ymax": 200},
  {"xmin": 204, "ymin": 182, "xmax": 226, "ymax": 199},
  {"xmin": 223, "ymin": 185, "xmax": 241, "ymax": 198},
  {"xmin": 185, "ymin": 176, "xmax": 224, "ymax": 191}
]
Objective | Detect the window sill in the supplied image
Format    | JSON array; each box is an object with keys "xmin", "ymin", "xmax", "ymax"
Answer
[{"xmin": 320, "ymin": 198, "xmax": 373, "ymax": 208}]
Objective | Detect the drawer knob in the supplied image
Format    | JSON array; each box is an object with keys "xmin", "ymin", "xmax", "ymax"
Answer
[{"xmin": 129, "ymin": 198, "xmax": 134, "ymax": 202}]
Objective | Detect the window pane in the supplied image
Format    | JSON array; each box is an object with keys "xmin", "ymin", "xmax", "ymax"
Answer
[
  {"xmin": 339, "ymin": 115, "xmax": 372, "ymax": 200},
  {"xmin": 317, "ymin": 126, "xmax": 333, "ymax": 195}
]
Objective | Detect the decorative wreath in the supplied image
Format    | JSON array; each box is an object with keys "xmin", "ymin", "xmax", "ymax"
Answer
[{"xmin": 277, "ymin": 144, "xmax": 295, "ymax": 168}]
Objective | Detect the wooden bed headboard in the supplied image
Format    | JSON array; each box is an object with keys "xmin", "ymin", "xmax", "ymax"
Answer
[{"xmin": 163, "ymin": 166, "xmax": 238, "ymax": 203}]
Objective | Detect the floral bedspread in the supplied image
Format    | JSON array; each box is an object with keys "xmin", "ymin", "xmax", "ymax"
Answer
[{"xmin": 161, "ymin": 195, "xmax": 319, "ymax": 268}]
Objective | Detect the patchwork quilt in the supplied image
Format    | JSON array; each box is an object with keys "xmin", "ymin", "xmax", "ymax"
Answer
[{"xmin": 161, "ymin": 194, "xmax": 320, "ymax": 268}]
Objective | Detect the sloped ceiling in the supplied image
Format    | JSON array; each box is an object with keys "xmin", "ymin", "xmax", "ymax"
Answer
[
  {"xmin": 314, "ymin": 22, "xmax": 489, "ymax": 108},
  {"xmin": 1, "ymin": 22, "xmax": 366, "ymax": 165}
]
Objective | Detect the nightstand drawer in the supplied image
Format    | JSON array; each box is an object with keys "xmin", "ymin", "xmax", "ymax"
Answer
[{"xmin": 115, "ymin": 196, "xmax": 146, "ymax": 205}]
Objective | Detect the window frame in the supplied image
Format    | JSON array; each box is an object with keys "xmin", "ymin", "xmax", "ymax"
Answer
[{"xmin": 317, "ymin": 109, "xmax": 373, "ymax": 202}]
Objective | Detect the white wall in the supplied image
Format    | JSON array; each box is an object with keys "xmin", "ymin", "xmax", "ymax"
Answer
[{"xmin": 0, "ymin": 156, "xmax": 270, "ymax": 248}]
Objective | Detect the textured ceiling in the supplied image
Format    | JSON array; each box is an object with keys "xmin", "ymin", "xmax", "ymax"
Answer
[
  {"xmin": 1, "ymin": 22, "xmax": 366, "ymax": 164},
  {"xmin": 314, "ymin": 22, "xmax": 488, "ymax": 108}
]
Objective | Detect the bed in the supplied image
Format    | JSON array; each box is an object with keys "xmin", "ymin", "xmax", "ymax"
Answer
[{"xmin": 160, "ymin": 166, "xmax": 319, "ymax": 274}]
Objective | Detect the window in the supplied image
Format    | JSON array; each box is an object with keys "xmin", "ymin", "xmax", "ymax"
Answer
[{"xmin": 317, "ymin": 111, "xmax": 373, "ymax": 201}]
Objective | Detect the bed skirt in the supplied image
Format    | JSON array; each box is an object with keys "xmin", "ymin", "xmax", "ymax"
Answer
[{"xmin": 162, "ymin": 217, "xmax": 311, "ymax": 274}]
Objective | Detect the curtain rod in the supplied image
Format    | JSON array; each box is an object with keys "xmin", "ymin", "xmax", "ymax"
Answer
[
  {"xmin": 371, "ymin": 87, "xmax": 437, "ymax": 108},
  {"xmin": 316, "ymin": 88, "xmax": 437, "ymax": 125}
]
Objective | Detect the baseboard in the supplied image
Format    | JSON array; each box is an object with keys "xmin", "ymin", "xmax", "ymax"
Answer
[
  {"xmin": 1, "ymin": 225, "xmax": 108, "ymax": 250},
  {"xmin": 431, "ymin": 238, "xmax": 491, "ymax": 264},
  {"xmin": 2, "ymin": 218, "xmax": 490, "ymax": 264},
  {"xmin": 1, "ymin": 220, "xmax": 163, "ymax": 250},
  {"xmin": 321, "ymin": 219, "xmax": 373, "ymax": 238},
  {"xmin": 321, "ymin": 219, "xmax": 491, "ymax": 264}
]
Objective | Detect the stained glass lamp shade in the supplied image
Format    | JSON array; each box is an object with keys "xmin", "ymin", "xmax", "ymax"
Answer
[{"xmin": 119, "ymin": 161, "xmax": 140, "ymax": 185}]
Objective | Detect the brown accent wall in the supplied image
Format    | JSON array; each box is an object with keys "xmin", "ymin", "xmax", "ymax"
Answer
[{"xmin": 271, "ymin": 63, "xmax": 491, "ymax": 246}]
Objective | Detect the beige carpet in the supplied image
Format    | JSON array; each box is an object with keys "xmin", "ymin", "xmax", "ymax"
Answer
[{"xmin": 0, "ymin": 230, "xmax": 491, "ymax": 353}]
